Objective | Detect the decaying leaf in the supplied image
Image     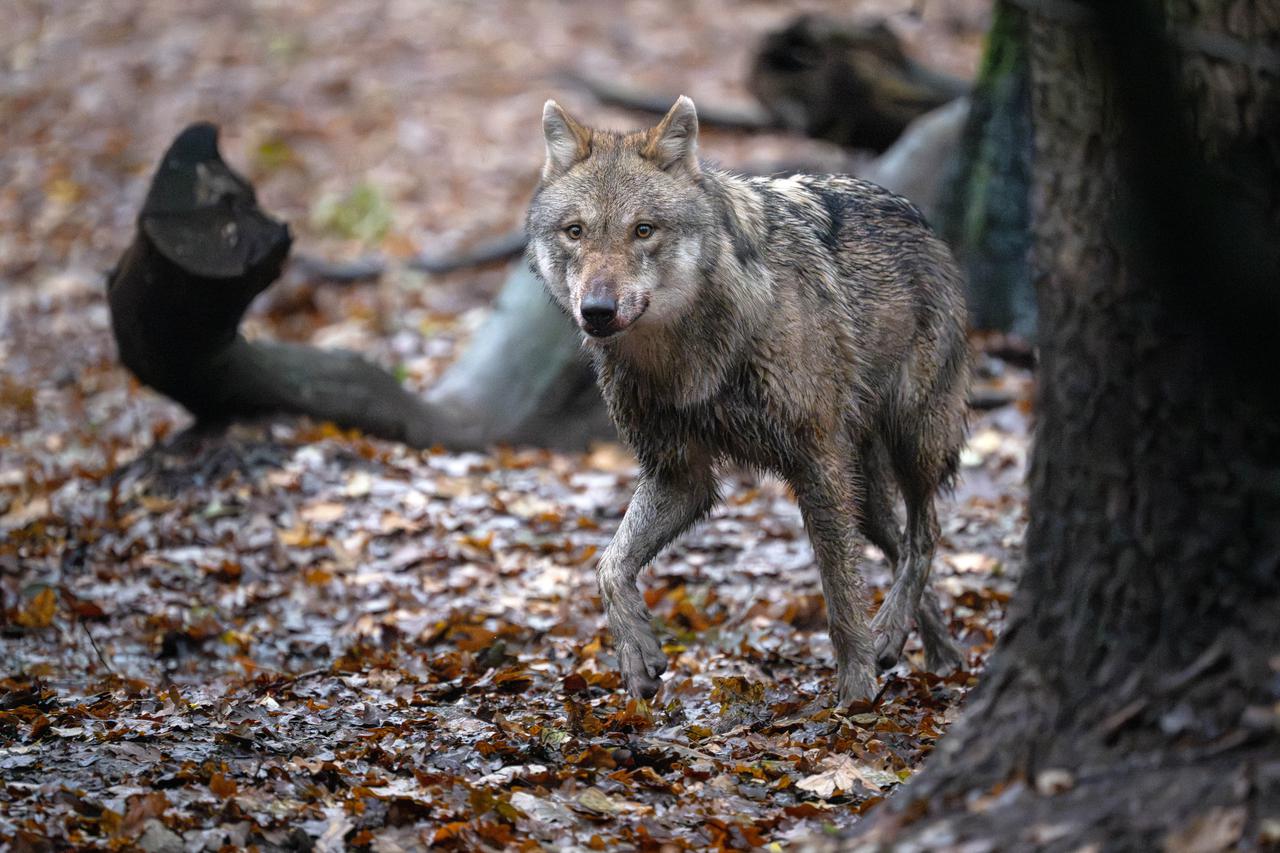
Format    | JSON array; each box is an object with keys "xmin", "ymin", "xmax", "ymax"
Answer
[
  {"xmin": 1034, "ymin": 768, "xmax": 1074, "ymax": 796},
  {"xmin": 1163, "ymin": 806, "xmax": 1247, "ymax": 853},
  {"xmin": 574, "ymin": 786, "xmax": 652, "ymax": 816},
  {"xmin": 15, "ymin": 588, "xmax": 57, "ymax": 629},
  {"xmin": 510, "ymin": 791, "xmax": 575, "ymax": 825},
  {"xmin": 314, "ymin": 805, "xmax": 354, "ymax": 853},
  {"xmin": 796, "ymin": 754, "xmax": 900, "ymax": 798}
]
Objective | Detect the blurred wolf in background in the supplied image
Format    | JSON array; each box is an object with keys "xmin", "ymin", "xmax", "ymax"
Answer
[{"xmin": 526, "ymin": 96, "xmax": 970, "ymax": 704}]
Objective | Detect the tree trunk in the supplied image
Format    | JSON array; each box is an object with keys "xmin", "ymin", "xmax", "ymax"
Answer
[
  {"xmin": 936, "ymin": 0, "xmax": 1035, "ymax": 337},
  {"xmin": 838, "ymin": 1, "xmax": 1280, "ymax": 848}
]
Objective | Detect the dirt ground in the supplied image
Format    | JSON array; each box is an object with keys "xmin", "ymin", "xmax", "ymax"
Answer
[{"xmin": 0, "ymin": 1, "xmax": 1028, "ymax": 850}]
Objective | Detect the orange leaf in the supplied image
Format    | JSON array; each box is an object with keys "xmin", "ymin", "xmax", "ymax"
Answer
[
  {"xmin": 432, "ymin": 821, "xmax": 470, "ymax": 843},
  {"xmin": 304, "ymin": 567, "xmax": 334, "ymax": 585},
  {"xmin": 208, "ymin": 772, "xmax": 238, "ymax": 798},
  {"xmin": 16, "ymin": 588, "xmax": 56, "ymax": 629},
  {"xmin": 121, "ymin": 791, "xmax": 168, "ymax": 837}
]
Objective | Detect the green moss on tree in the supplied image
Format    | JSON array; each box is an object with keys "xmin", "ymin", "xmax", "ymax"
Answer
[{"xmin": 938, "ymin": 1, "xmax": 1035, "ymax": 337}]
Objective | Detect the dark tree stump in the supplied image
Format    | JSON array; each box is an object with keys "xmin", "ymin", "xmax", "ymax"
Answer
[{"xmin": 107, "ymin": 123, "xmax": 480, "ymax": 450}]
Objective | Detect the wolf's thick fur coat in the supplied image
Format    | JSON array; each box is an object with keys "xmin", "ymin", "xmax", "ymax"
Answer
[{"xmin": 527, "ymin": 97, "xmax": 970, "ymax": 704}]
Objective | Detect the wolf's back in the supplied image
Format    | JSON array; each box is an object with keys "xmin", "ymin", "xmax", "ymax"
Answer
[{"xmin": 721, "ymin": 171, "xmax": 966, "ymax": 333}]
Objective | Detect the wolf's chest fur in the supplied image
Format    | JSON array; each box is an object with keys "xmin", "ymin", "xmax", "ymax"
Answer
[{"xmin": 593, "ymin": 329, "xmax": 848, "ymax": 479}]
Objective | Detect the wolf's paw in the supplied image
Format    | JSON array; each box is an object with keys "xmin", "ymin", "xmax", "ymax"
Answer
[
  {"xmin": 923, "ymin": 636, "xmax": 966, "ymax": 676},
  {"xmin": 870, "ymin": 600, "xmax": 911, "ymax": 671},
  {"xmin": 617, "ymin": 630, "xmax": 667, "ymax": 700},
  {"xmin": 835, "ymin": 662, "xmax": 878, "ymax": 707}
]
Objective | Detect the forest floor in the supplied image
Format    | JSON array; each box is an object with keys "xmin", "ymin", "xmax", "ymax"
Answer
[{"xmin": 0, "ymin": 1, "xmax": 1021, "ymax": 850}]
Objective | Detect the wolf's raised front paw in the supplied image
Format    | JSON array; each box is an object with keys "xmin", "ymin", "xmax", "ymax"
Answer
[
  {"xmin": 836, "ymin": 662, "xmax": 877, "ymax": 707},
  {"xmin": 617, "ymin": 629, "xmax": 667, "ymax": 700},
  {"xmin": 870, "ymin": 597, "xmax": 911, "ymax": 671}
]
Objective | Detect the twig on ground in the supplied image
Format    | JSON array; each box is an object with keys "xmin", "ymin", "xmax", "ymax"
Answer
[
  {"xmin": 291, "ymin": 253, "xmax": 386, "ymax": 283},
  {"xmin": 408, "ymin": 229, "xmax": 529, "ymax": 275},
  {"xmin": 289, "ymin": 230, "xmax": 529, "ymax": 284},
  {"xmin": 79, "ymin": 620, "xmax": 115, "ymax": 674},
  {"xmin": 558, "ymin": 70, "xmax": 779, "ymax": 132}
]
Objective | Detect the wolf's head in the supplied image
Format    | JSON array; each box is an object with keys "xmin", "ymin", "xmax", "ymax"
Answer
[{"xmin": 526, "ymin": 97, "xmax": 715, "ymax": 340}]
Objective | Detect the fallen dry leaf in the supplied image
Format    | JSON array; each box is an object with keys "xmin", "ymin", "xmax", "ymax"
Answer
[
  {"xmin": 15, "ymin": 588, "xmax": 57, "ymax": 629},
  {"xmin": 1163, "ymin": 806, "xmax": 1247, "ymax": 853},
  {"xmin": 796, "ymin": 754, "xmax": 900, "ymax": 798}
]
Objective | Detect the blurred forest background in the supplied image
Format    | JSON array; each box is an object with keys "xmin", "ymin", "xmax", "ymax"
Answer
[
  {"xmin": 0, "ymin": 0, "xmax": 1164, "ymax": 849},
  {"xmin": 5, "ymin": 0, "xmax": 1279, "ymax": 849},
  {"xmin": 0, "ymin": 2, "xmax": 1034, "ymax": 849}
]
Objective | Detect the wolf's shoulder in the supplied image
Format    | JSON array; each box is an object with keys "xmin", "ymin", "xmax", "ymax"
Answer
[{"xmin": 737, "ymin": 172, "xmax": 929, "ymax": 232}]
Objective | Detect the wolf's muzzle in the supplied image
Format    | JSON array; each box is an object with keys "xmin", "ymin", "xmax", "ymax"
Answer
[{"xmin": 580, "ymin": 291, "xmax": 618, "ymax": 337}]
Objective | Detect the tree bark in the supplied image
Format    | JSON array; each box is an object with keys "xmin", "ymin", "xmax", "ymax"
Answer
[
  {"xmin": 834, "ymin": 1, "xmax": 1280, "ymax": 848},
  {"xmin": 936, "ymin": 0, "xmax": 1036, "ymax": 337}
]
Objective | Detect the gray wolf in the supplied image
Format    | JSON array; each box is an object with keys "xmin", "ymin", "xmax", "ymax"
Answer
[{"xmin": 525, "ymin": 96, "xmax": 970, "ymax": 704}]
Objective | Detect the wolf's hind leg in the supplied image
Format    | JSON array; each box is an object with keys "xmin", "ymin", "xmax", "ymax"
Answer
[
  {"xmin": 598, "ymin": 467, "xmax": 717, "ymax": 699},
  {"xmin": 869, "ymin": 488, "xmax": 937, "ymax": 671},
  {"xmin": 858, "ymin": 439, "xmax": 963, "ymax": 674},
  {"xmin": 793, "ymin": 442, "xmax": 876, "ymax": 706},
  {"xmin": 871, "ymin": 410, "xmax": 959, "ymax": 670},
  {"xmin": 915, "ymin": 589, "xmax": 964, "ymax": 674}
]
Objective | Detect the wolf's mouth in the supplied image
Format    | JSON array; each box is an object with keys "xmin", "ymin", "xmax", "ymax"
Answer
[{"xmin": 583, "ymin": 297, "xmax": 649, "ymax": 340}]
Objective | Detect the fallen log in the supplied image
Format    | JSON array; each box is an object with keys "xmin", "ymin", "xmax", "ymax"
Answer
[
  {"xmin": 748, "ymin": 15, "xmax": 969, "ymax": 152},
  {"xmin": 567, "ymin": 17, "xmax": 968, "ymax": 154},
  {"xmin": 107, "ymin": 123, "xmax": 484, "ymax": 449},
  {"xmin": 560, "ymin": 71, "xmax": 778, "ymax": 132},
  {"xmin": 407, "ymin": 229, "xmax": 529, "ymax": 276}
]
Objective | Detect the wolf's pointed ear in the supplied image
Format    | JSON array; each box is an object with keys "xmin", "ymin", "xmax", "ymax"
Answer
[
  {"xmin": 644, "ymin": 95, "xmax": 700, "ymax": 176},
  {"xmin": 542, "ymin": 100, "xmax": 591, "ymax": 179}
]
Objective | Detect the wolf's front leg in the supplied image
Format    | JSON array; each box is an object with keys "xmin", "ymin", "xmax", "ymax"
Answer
[
  {"xmin": 598, "ymin": 468, "xmax": 717, "ymax": 699},
  {"xmin": 793, "ymin": 449, "xmax": 877, "ymax": 706}
]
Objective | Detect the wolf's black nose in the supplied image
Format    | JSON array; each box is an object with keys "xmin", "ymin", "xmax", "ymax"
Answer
[{"xmin": 580, "ymin": 294, "xmax": 617, "ymax": 334}]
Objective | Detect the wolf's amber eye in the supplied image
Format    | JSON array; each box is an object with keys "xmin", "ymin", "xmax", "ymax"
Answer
[
  {"xmin": 634, "ymin": 223, "xmax": 655, "ymax": 239},
  {"xmin": 564, "ymin": 224, "xmax": 583, "ymax": 240}
]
